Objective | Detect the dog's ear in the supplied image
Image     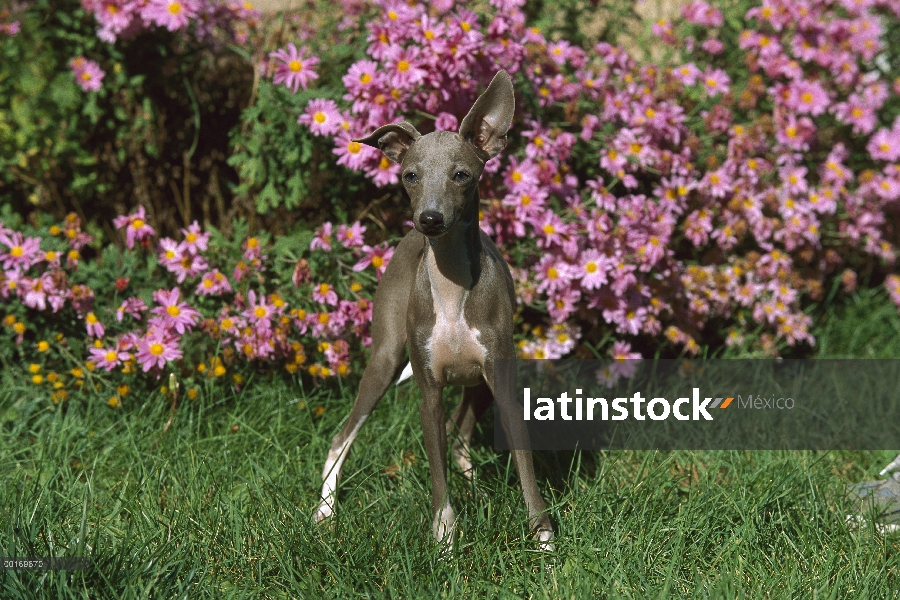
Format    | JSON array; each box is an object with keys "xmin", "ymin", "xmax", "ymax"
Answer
[
  {"xmin": 458, "ymin": 70, "xmax": 515, "ymax": 162},
  {"xmin": 355, "ymin": 122, "xmax": 422, "ymax": 164}
]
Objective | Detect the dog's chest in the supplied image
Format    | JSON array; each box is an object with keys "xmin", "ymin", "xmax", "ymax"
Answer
[{"xmin": 424, "ymin": 253, "xmax": 486, "ymax": 387}]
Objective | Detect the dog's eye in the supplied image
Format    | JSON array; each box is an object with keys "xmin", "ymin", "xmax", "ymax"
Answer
[
  {"xmin": 404, "ymin": 172, "xmax": 418, "ymax": 184},
  {"xmin": 452, "ymin": 171, "xmax": 470, "ymax": 183}
]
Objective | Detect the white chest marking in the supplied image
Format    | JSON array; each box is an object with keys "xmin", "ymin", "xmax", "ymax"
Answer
[{"xmin": 424, "ymin": 252, "xmax": 486, "ymax": 386}]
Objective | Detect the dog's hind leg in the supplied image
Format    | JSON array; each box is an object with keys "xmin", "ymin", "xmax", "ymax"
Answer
[{"xmin": 446, "ymin": 382, "xmax": 492, "ymax": 480}]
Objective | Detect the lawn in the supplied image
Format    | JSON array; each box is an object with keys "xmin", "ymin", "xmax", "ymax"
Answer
[{"xmin": 1, "ymin": 288, "xmax": 899, "ymax": 598}]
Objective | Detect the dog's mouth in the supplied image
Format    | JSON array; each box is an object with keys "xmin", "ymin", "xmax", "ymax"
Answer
[
  {"xmin": 416, "ymin": 222, "xmax": 449, "ymax": 237},
  {"xmin": 415, "ymin": 210, "xmax": 455, "ymax": 238}
]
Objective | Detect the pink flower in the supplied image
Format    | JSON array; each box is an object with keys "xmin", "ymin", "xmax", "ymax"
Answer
[
  {"xmin": 89, "ymin": 346, "xmax": 130, "ymax": 371},
  {"xmin": 70, "ymin": 56, "xmax": 104, "ymax": 92},
  {"xmin": 312, "ymin": 282, "xmax": 339, "ymax": 306},
  {"xmin": 434, "ymin": 112, "xmax": 458, "ymax": 131},
  {"xmin": 141, "ymin": 0, "xmax": 198, "ymax": 31},
  {"xmin": 310, "ymin": 222, "xmax": 334, "ymax": 251},
  {"xmin": 786, "ymin": 80, "xmax": 830, "ymax": 116},
  {"xmin": 384, "ymin": 45, "xmax": 426, "ymax": 88},
  {"xmin": 116, "ymin": 297, "xmax": 147, "ymax": 322},
  {"xmin": 136, "ymin": 328, "xmax": 182, "ymax": 372},
  {"xmin": 270, "ymin": 44, "xmax": 320, "ymax": 93},
  {"xmin": 299, "ymin": 99, "xmax": 343, "ymax": 136},
  {"xmin": 673, "ymin": 62, "xmax": 702, "ymax": 86},
  {"xmin": 353, "ymin": 244, "xmax": 394, "ymax": 278},
  {"xmin": 196, "ymin": 269, "xmax": 232, "ymax": 296},
  {"xmin": 180, "ymin": 221, "xmax": 209, "ymax": 254},
  {"xmin": 868, "ymin": 123, "xmax": 900, "ymax": 162},
  {"xmin": 701, "ymin": 67, "xmax": 730, "ymax": 96},
  {"xmin": 113, "ymin": 206, "xmax": 155, "ymax": 249},
  {"xmin": 243, "ymin": 289, "xmax": 278, "ymax": 327},
  {"xmin": 337, "ymin": 221, "xmax": 366, "ymax": 248},
  {"xmin": 0, "ymin": 231, "xmax": 41, "ymax": 270},
  {"xmin": 150, "ymin": 288, "xmax": 200, "ymax": 334},
  {"xmin": 334, "ymin": 132, "xmax": 374, "ymax": 171},
  {"xmin": 85, "ymin": 312, "xmax": 105, "ymax": 338},
  {"xmin": 578, "ymin": 249, "xmax": 610, "ymax": 290}
]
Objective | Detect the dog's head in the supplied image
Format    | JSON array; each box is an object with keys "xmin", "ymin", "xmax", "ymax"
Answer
[{"xmin": 355, "ymin": 70, "xmax": 515, "ymax": 238}]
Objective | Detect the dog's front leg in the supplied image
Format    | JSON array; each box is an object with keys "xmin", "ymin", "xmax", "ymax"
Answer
[
  {"xmin": 486, "ymin": 357, "xmax": 555, "ymax": 550},
  {"xmin": 419, "ymin": 381, "xmax": 456, "ymax": 548}
]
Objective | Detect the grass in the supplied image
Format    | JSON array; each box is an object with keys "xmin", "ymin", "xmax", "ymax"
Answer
[{"xmin": 1, "ymin": 288, "xmax": 900, "ymax": 598}]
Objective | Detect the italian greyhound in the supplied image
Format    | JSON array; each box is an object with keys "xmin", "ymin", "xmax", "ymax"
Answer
[{"xmin": 313, "ymin": 70, "xmax": 554, "ymax": 550}]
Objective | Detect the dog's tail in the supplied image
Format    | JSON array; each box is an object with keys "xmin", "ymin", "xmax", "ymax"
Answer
[{"xmin": 396, "ymin": 362, "xmax": 414, "ymax": 385}]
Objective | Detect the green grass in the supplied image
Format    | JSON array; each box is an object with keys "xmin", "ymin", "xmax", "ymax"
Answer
[{"xmin": 2, "ymin": 289, "xmax": 900, "ymax": 598}]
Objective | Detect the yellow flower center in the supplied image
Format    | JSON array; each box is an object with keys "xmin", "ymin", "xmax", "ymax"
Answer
[
  {"xmin": 150, "ymin": 343, "xmax": 164, "ymax": 356},
  {"xmin": 87, "ymin": 313, "xmax": 98, "ymax": 324},
  {"xmin": 314, "ymin": 112, "xmax": 326, "ymax": 124},
  {"xmin": 348, "ymin": 141, "xmax": 361, "ymax": 154},
  {"xmin": 255, "ymin": 306, "xmax": 267, "ymax": 318},
  {"xmin": 801, "ymin": 92, "xmax": 813, "ymax": 104},
  {"xmin": 372, "ymin": 255, "xmax": 384, "ymax": 268},
  {"xmin": 360, "ymin": 73, "xmax": 372, "ymax": 84},
  {"xmin": 586, "ymin": 262, "xmax": 598, "ymax": 273},
  {"xmin": 289, "ymin": 60, "xmax": 302, "ymax": 72},
  {"xmin": 105, "ymin": 351, "xmax": 117, "ymax": 362},
  {"xmin": 10, "ymin": 246, "xmax": 23, "ymax": 258},
  {"xmin": 319, "ymin": 283, "xmax": 330, "ymax": 294},
  {"xmin": 547, "ymin": 267, "xmax": 558, "ymax": 279},
  {"xmin": 131, "ymin": 218, "xmax": 144, "ymax": 229},
  {"xmin": 511, "ymin": 171, "xmax": 522, "ymax": 183},
  {"xmin": 397, "ymin": 59, "xmax": 410, "ymax": 72},
  {"xmin": 167, "ymin": 305, "xmax": 181, "ymax": 317},
  {"xmin": 168, "ymin": 2, "xmax": 182, "ymax": 15},
  {"xmin": 461, "ymin": 21, "xmax": 471, "ymax": 32},
  {"xmin": 521, "ymin": 195, "xmax": 531, "ymax": 205}
]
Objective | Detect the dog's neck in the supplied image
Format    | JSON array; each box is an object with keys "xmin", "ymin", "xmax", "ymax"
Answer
[{"xmin": 425, "ymin": 195, "xmax": 482, "ymax": 290}]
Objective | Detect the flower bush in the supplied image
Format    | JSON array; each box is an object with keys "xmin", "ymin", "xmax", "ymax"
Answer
[
  {"xmin": 3, "ymin": 0, "xmax": 900, "ymax": 402},
  {"xmin": 287, "ymin": 0, "xmax": 900, "ymax": 359},
  {"xmin": 0, "ymin": 207, "xmax": 391, "ymax": 404}
]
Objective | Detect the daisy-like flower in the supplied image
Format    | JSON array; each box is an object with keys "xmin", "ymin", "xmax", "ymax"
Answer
[
  {"xmin": 270, "ymin": 43, "xmax": 319, "ymax": 93},
  {"xmin": 0, "ymin": 231, "xmax": 41, "ymax": 270},
  {"xmin": 701, "ymin": 67, "xmax": 730, "ymax": 97},
  {"xmin": 113, "ymin": 206, "xmax": 155, "ymax": 249},
  {"xmin": 116, "ymin": 296, "xmax": 147, "ymax": 322},
  {"xmin": 609, "ymin": 340, "xmax": 641, "ymax": 377},
  {"xmin": 310, "ymin": 222, "xmax": 334, "ymax": 252},
  {"xmin": 578, "ymin": 249, "xmax": 610, "ymax": 290},
  {"xmin": 299, "ymin": 99, "xmax": 343, "ymax": 136},
  {"xmin": 85, "ymin": 312, "xmax": 105, "ymax": 338},
  {"xmin": 868, "ymin": 123, "xmax": 900, "ymax": 162},
  {"xmin": 70, "ymin": 56, "xmax": 105, "ymax": 92},
  {"xmin": 384, "ymin": 45, "xmax": 426, "ymax": 89},
  {"xmin": 353, "ymin": 244, "xmax": 395, "ymax": 278},
  {"xmin": 136, "ymin": 328, "xmax": 182, "ymax": 372},
  {"xmin": 434, "ymin": 112, "xmax": 458, "ymax": 132},
  {"xmin": 312, "ymin": 282, "xmax": 339, "ymax": 306},
  {"xmin": 150, "ymin": 287, "xmax": 200, "ymax": 334},
  {"xmin": 180, "ymin": 221, "xmax": 209, "ymax": 255},
  {"xmin": 787, "ymin": 79, "xmax": 830, "ymax": 116},
  {"xmin": 336, "ymin": 221, "xmax": 366, "ymax": 248},
  {"xmin": 196, "ymin": 269, "xmax": 232, "ymax": 296},
  {"xmin": 89, "ymin": 346, "xmax": 130, "ymax": 371},
  {"xmin": 343, "ymin": 60, "xmax": 379, "ymax": 96},
  {"xmin": 141, "ymin": 0, "xmax": 198, "ymax": 31},
  {"xmin": 243, "ymin": 289, "xmax": 278, "ymax": 327},
  {"xmin": 334, "ymin": 132, "xmax": 374, "ymax": 171}
]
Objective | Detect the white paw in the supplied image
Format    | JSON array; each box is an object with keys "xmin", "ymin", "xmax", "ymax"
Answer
[
  {"xmin": 314, "ymin": 500, "xmax": 334, "ymax": 523},
  {"xmin": 536, "ymin": 528, "xmax": 555, "ymax": 552}
]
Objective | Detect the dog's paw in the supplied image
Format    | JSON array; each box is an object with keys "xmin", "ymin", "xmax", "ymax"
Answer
[
  {"xmin": 535, "ymin": 528, "xmax": 555, "ymax": 552},
  {"xmin": 313, "ymin": 501, "xmax": 334, "ymax": 524}
]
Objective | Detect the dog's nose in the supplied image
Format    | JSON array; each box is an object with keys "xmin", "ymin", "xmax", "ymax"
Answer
[{"xmin": 419, "ymin": 211, "xmax": 444, "ymax": 229}]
